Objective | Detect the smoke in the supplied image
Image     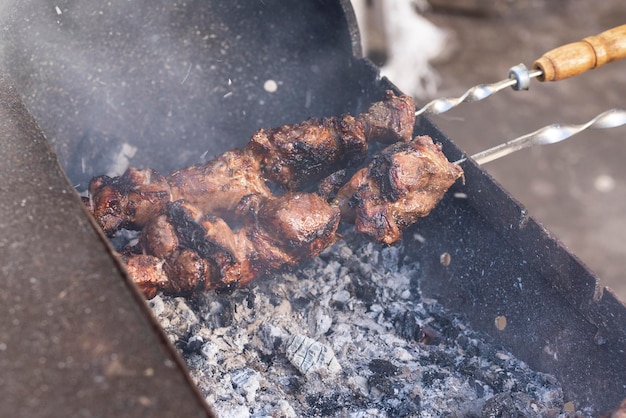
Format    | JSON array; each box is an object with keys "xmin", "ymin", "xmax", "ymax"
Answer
[
  {"xmin": 1, "ymin": 0, "xmax": 213, "ymax": 185},
  {"xmin": 0, "ymin": 0, "xmax": 373, "ymax": 190},
  {"xmin": 351, "ymin": 0, "xmax": 451, "ymax": 99}
]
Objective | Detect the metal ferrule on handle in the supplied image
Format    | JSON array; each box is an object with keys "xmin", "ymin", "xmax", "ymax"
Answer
[
  {"xmin": 415, "ymin": 64, "xmax": 541, "ymax": 116},
  {"xmin": 416, "ymin": 25, "xmax": 626, "ymax": 116}
]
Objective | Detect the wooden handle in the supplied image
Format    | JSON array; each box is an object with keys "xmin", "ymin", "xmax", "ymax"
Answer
[{"xmin": 533, "ymin": 24, "xmax": 626, "ymax": 81}]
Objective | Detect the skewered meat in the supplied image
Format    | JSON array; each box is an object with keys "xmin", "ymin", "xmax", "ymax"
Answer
[
  {"xmin": 88, "ymin": 149, "xmax": 273, "ymax": 235},
  {"xmin": 87, "ymin": 168, "xmax": 170, "ymax": 236},
  {"xmin": 357, "ymin": 90, "xmax": 415, "ymax": 144},
  {"xmin": 336, "ymin": 136, "xmax": 464, "ymax": 244},
  {"xmin": 247, "ymin": 114, "xmax": 367, "ymax": 190},
  {"xmin": 109, "ymin": 136, "xmax": 459, "ymax": 298},
  {"xmin": 247, "ymin": 90, "xmax": 415, "ymax": 190},
  {"xmin": 89, "ymin": 91, "xmax": 414, "ymax": 236},
  {"xmin": 168, "ymin": 149, "xmax": 272, "ymax": 223},
  {"xmin": 85, "ymin": 91, "xmax": 463, "ymax": 298},
  {"xmin": 124, "ymin": 193, "xmax": 340, "ymax": 298}
]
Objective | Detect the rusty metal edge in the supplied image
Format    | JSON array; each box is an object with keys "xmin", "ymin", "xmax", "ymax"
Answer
[{"xmin": 339, "ymin": 0, "xmax": 364, "ymax": 58}]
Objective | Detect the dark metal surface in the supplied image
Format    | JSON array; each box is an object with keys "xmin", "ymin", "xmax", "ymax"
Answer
[
  {"xmin": 0, "ymin": 73, "xmax": 213, "ymax": 417},
  {"xmin": 0, "ymin": 0, "xmax": 625, "ymax": 415},
  {"xmin": 410, "ymin": 117, "xmax": 626, "ymax": 412}
]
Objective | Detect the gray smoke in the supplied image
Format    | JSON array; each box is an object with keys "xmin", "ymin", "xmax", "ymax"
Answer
[{"xmin": 0, "ymin": 0, "xmax": 365, "ymax": 190}]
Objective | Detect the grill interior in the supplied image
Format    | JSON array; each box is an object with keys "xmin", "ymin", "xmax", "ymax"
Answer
[{"xmin": 0, "ymin": 0, "xmax": 624, "ymax": 415}]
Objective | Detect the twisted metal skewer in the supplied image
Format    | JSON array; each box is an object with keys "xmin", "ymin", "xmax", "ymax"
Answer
[
  {"xmin": 455, "ymin": 109, "xmax": 626, "ymax": 165},
  {"xmin": 415, "ymin": 65, "xmax": 543, "ymax": 116}
]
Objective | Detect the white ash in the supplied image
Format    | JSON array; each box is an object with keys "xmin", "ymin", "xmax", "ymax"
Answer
[
  {"xmin": 285, "ymin": 334, "xmax": 341, "ymax": 376},
  {"xmin": 149, "ymin": 234, "xmax": 589, "ymax": 417}
]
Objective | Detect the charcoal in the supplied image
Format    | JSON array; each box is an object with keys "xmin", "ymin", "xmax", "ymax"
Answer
[
  {"xmin": 150, "ymin": 238, "xmax": 589, "ymax": 417},
  {"xmin": 368, "ymin": 359, "xmax": 399, "ymax": 377}
]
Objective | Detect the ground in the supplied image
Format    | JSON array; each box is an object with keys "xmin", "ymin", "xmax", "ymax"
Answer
[{"xmin": 412, "ymin": 1, "xmax": 626, "ymax": 301}]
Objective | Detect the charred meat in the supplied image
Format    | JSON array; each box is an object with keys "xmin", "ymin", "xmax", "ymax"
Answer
[
  {"xmin": 247, "ymin": 90, "xmax": 416, "ymax": 190},
  {"xmin": 89, "ymin": 91, "xmax": 416, "ymax": 238},
  {"xmin": 86, "ymin": 91, "xmax": 463, "ymax": 298},
  {"xmin": 336, "ymin": 136, "xmax": 464, "ymax": 244},
  {"xmin": 87, "ymin": 167, "xmax": 170, "ymax": 236},
  {"xmin": 123, "ymin": 193, "xmax": 340, "ymax": 298}
]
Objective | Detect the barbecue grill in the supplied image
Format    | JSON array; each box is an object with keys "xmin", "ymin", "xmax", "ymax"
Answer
[{"xmin": 1, "ymin": 0, "xmax": 624, "ymax": 416}]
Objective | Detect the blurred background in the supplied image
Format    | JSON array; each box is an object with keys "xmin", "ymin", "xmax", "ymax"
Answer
[{"xmin": 352, "ymin": 0, "xmax": 626, "ymax": 301}]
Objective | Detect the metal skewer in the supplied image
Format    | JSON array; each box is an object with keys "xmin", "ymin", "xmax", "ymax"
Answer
[
  {"xmin": 415, "ymin": 65, "xmax": 542, "ymax": 116},
  {"xmin": 415, "ymin": 24, "xmax": 626, "ymax": 116},
  {"xmin": 454, "ymin": 108, "xmax": 626, "ymax": 165}
]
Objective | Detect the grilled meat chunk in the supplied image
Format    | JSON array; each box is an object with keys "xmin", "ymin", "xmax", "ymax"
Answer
[
  {"xmin": 168, "ymin": 149, "xmax": 272, "ymax": 221},
  {"xmin": 255, "ymin": 193, "xmax": 340, "ymax": 265},
  {"xmin": 336, "ymin": 136, "xmax": 463, "ymax": 244},
  {"xmin": 246, "ymin": 90, "xmax": 415, "ymax": 190},
  {"xmin": 126, "ymin": 193, "xmax": 340, "ymax": 297},
  {"xmin": 140, "ymin": 214, "xmax": 179, "ymax": 259},
  {"xmin": 85, "ymin": 91, "xmax": 465, "ymax": 299},
  {"xmin": 247, "ymin": 114, "xmax": 368, "ymax": 190},
  {"xmin": 121, "ymin": 253, "xmax": 169, "ymax": 300},
  {"xmin": 357, "ymin": 89, "xmax": 416, "ymax": 144},
  {"xmin": 121, "ymin": 249, "xmax": 211, "ymax": 299},
  {"xmin": 88, "ymin": 168, "xmax": 170, "ymax": 235}
]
